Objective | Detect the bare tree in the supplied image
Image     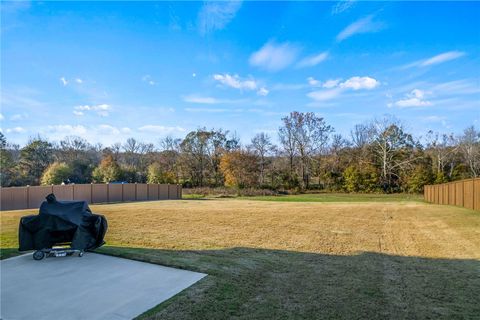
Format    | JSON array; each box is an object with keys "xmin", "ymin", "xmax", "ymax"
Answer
[
  {"xmin": 280, "ymin": 112, "xmax": 333, "ymax": 188},
  {"xmin": 369, "ymin": 116, "xmax": 418, "ymax": 191},
  {"xmin": 250, "ymin": 132, "xmax": 273, "ymax": 185},
  {"xmin": 458, "ymin": 126, "xmax": 480, "ymax": 178}
]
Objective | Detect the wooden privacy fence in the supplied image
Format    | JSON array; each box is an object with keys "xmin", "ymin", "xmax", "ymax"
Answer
[
  {"xmin": 424, "ymin": 178, "xmax": 480, "ymax": 211},
  {"xmin": 0, "ymin": 183, "xmax": 182, "ymax": 211}
]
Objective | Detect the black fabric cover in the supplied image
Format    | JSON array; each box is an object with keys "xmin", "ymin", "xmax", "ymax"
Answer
[{"xmin": 19, "ymin": 194, "xmax": 107, "ymax": 251}]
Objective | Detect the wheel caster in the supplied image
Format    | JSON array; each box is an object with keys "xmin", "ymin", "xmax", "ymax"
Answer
[
  {"xmin": 33, "ymin": 250, "xmax": 45, "ymax": 260},
  {"xmin": 78, "ymin": 251, "xmax": 84, "ymax": 257}
]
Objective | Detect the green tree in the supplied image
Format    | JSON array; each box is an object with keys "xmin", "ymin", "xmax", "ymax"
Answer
[
  {"xmin": 18, "ymin": 138, "xmax": 53, "ymax": 185},
  {"xmin": 0, "ymin": 133, "xmax": 16, "ymax": 186},
  {"xmin": 147, "ymin": 162, "xmax": 175, "ymax": 184},
  {"xmin": 343, "ymin": 165, "xmax": 361, "ymax": 192},
  {"xmin": 41, "ymin": 162, "xmax": 73, "ymax": 185},
  {"xmin": 92, "ymin": 155, "xmax": 122, "ymax": 183}
]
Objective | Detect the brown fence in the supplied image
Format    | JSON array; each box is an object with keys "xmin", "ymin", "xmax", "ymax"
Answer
[
  {"xmin": 0, "ymin": 183, "xmax": 182, "ymax": 211},
  {"xmin": 424, "ymin": 178, "xmax": 479, "ymax": 211}
]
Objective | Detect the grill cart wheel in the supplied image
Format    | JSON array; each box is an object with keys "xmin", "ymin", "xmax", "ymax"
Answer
[
  {"xmin": 33, "ymin": 250, "xmax": 45, "ymax": 260},
  {"xmin": 78, "ymin": 251, "xmax": 84, "ymax": 257}
]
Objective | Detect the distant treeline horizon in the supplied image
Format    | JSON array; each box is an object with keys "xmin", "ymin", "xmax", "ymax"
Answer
[{"xmin": 1, "ymin": 112, "xmax": 478, "ymax": 193}]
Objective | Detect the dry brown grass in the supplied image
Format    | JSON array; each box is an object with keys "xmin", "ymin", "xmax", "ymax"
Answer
[{"xmin": 2, "ymin": 198, "xmax": 479, "ymax": 319}]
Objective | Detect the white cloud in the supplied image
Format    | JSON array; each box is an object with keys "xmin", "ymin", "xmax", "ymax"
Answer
[
  {"xmin": 307, "ymin": 76, "xmax": 379, "ymax": 102},
  {"xmin": 138, "ymin": 125, "xmax": 186, "ymax": 133},
  {"xmin": 307, "ymin": 77, "xmax": 320, "ymax": 86},
  {"xmin": 340, "ymin": 76, "xmax": 379, "ymax": 90},
  {"xmin": 394, "ymin": 89, "xmax": 432, "ymax": 108},
  {"xmin": 198, "ymin": 0, "xmax": 242, "ymax": 36},
  {"xmin": 97, "ymin": 124, "xmax": 120, "ymax": 135},
  {"xmin": 74, "ymin": 104, "xmax": 111, "ymax": 117},
  {"xmin": 249, "ymin": 41, "xmax": 300, "ymax": 72},
  {"xmin": 297, "ymin": 51, "xmax": 329, "ymax": 68},
  {"xmin": 183, "ymin": 95, "xmax": 244, "ymax": 104},
  {"xmin": 121, "ymin": 127, "xmax": 132, "ymax": 134},
  {"xmin": 257, "ymin": 87, "xmax": 269, "ymax": 96},
  {"xmin": 47, "ymin": 125, "xmax": 87, "ymax": 136},
  {"xmin": 60, "ymin": 77, "xmax": 68, "ymax": 86},
  {"xmin": 5, "ymin": 127, "xmax": 26, "ymax": 134},
  {"xmin": 323, "ymin": 79, "xmax": 342, "ymax": 88},
  {"xmin": 307, "ymin": 88, "xmax": 343, "ymax": 101},
  {"xmin": 75, "ymin": 78, "xmax": 83, "ymax": 84},
  {"xmin": 213, "ymin": 73, "xmax": 257, "ymax": 90},
  {"xmin": 336, "ymin": 15, "xmax": 384, "ymax": 42},
  {"xmin": 0, "ymin": 113, "xmax": 4, "ymax": 121}
]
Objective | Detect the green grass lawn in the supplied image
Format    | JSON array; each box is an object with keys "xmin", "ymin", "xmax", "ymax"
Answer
[
  {"xmin": 184, "ymin": 192, "xmax": 423, "ymax": 203},
  {"xmin": 1, "ymin": 197, "xmax": 478, "ymax": 319}
]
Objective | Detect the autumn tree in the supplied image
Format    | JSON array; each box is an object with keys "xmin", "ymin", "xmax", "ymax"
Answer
[
  {"xmin": 92, "ymin": 154, "xmax": 122, "ymax": 183},
  {"xmin": 220, "ymin": 150, "xmax": 259, "ymax": 188}
]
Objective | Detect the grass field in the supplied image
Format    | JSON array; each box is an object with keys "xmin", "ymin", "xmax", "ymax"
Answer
[{"xmin": 1, "ymin": 194, "xmax": 479, "ymax": 319}]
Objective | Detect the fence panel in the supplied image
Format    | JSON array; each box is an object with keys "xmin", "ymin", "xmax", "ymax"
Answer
[
  {"xmin": 28, "ymin": 186, "xmax": 54, "ymax": 209},
  {"xmin": 1, "ymin": 187, "xmax": 28, "ymax": 210},
  {"xmin": 448, "ymin": 183, "xmax": 455, "ymax": 205},
  {"xmin": 136, "ymin": 184, "xmax": 148, "ymax": 201},
  {"xmin": 53, "ymin": 185, "xmax": 74, "ymax": 201},
  {"xmin": 92, "ymin": 184, "xmax": 108, "ymax": 203},
  {"xmin": 73, "ymin": 184, "xmax": 92, "ymax": 203},
  {"xmin": 123, "ymin": 184, "xmax": 136, "ymax": 201},
  {"xmin": 159, "ymin": 184, "xmax": 169, "ymax": 200},
  {"xmin": 463, "ymin": 179, "xmax": 474, "ymax": 210},
  {"xmin": 475, "ymin": 179, "xmax": 480, "ymax": 211},
  {"xmin": 148, "ymin": 184, "xmax": 159, "ymax": 201},
  {"xmin": 455, "ymin": 182, "xmax": 464, "ymax": 207},
  {"xmin": 108, "ymin": 184, "xmax": 123, "ymax": 203}
]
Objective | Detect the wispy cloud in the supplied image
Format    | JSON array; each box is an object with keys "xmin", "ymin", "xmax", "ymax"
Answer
[
  {"xmin": 74, "ymin": 104, "xmax": 111, "ymax": 117},
  {"xmin": 401, "ymin": 51, "xmax": 466, "ymax": 69},
  {"xmin": 0, "ymin": 113, "xmax": 4, "ymax": 121},
  {"xmin": 142, "ymin": 75, "xmax": 156, "ymax": 86},
  {"xmin": 198, "ymin": 0, "xmax": 242, "ymax": 36},
  {"xmin": 392, "ymin": 89, "xmax": 432, "ymax": 108},
  {"xmin": 340, "ymin": 76, "xmax": 379, "ymax": 90},
  {"xmin": 5, "ymin": 127, "xmax": 26, "ymax": 134},
  {"xmin": 331, "ymin": 0, "xmax": 356, "ymax": 15},
  {"xmin": 60, "ymin": 77, "xmax": 68, "ymax": 86},
  {"xmin": 249, "ymin": 41, "xmax": 300, "ymax": 72},
  {"xmin": 296, "ymin": 51, "xmax": 329, "ymax": 68},
  {"xmin": 185, "ymin": 107, "xmax": 232, "ymax": 113},
  {"xmin": 336, "ymin": 15, "xmax": 384, "ymax": 42}
]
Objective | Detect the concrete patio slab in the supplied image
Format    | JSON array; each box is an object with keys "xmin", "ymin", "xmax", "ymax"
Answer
[{"xmin": 1, "ymin": 252, "xmax": 206, "ymax": 320}]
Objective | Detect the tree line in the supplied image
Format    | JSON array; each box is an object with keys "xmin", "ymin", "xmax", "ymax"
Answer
[{"xmin": 1, "ymin": 112, "xmax": 479, "ymax": 193}]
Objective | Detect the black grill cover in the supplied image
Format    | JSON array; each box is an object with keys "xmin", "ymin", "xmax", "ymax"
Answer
[{"xmin": 19, "ymin": 194, "xmax": 107, "ymax": 251}]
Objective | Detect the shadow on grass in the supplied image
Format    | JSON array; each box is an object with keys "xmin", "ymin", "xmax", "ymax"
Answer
[{"xmin": 95, "ymin": 246, "xmax": 480, "ymax": 320}]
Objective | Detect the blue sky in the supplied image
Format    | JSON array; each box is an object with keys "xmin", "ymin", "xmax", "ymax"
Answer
[{"xmin": 1, "ymin": 0, "xmax": 479, "ymax": 146}]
